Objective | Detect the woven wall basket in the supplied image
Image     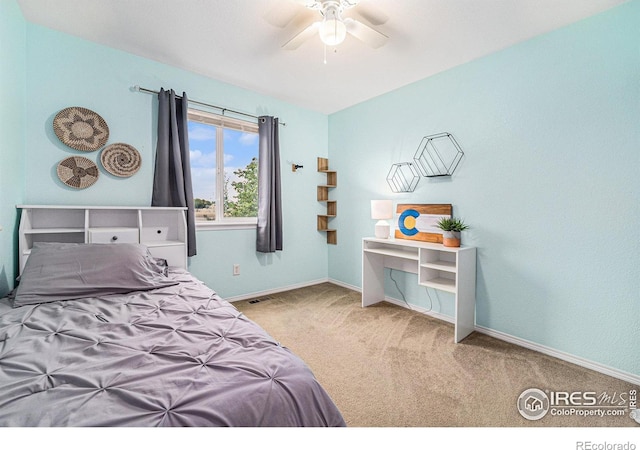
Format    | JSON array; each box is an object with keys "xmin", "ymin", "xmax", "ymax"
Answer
[
  {"xmin": 100, "ymin": 143, "xmax": 141, "ymax": 177},
  {"xmin": 57, "ymin": 156, "xmax": 99, "ymax": 189},
  {"xmin": 53, "ymin": 107, "xmax": 109, "ymax": 151}
]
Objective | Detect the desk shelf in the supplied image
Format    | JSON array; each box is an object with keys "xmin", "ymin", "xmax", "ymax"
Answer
[
  {"xmin": 362, "ymin": 237, "xmax": 476, "ymax": 343},
  {"xmin": 364, "ymin": 247, "xmax": 419, "ymax": 261},
  {"xmin": 420, "ymin": 276, "xmax": 456, "ymax": 293},
  {"xmin": 420, "ymin": 260, "xmax": 456, "ymax": 272},
  {"xmin": 419, "ymin": 247, "xmax": 459, "ymax": 291}
]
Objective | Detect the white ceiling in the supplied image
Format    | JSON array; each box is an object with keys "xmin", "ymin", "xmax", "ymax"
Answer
[{"xmin": 17, "ymin": 0, "xmax": 627, "ymax": 114}]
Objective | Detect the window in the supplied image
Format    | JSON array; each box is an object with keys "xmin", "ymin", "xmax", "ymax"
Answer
[{"xmin": 188, "ymin": 109, "xmax": 259, "ymax": 229}]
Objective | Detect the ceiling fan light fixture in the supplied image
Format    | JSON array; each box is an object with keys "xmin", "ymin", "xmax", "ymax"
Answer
[
  {"xmin": 319, "ymin": 19, "xmax": 346, "ymax": 45},
  {"xmin": 318, "ymin": 5, "xmax": 346, "ymax": 46}
]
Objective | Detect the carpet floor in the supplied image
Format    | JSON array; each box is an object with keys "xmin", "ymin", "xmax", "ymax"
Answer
[{"xmin": 234, "ymin": 282, "xmax": 638, "ymax": 427}]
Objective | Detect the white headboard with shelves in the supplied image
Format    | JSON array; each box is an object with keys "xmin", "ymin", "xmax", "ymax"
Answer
[{"xmin": 17, "ymin": 205, "xmax": 188, "ymax": 274}]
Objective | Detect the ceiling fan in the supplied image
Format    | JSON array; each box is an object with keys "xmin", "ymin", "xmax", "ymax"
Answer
[{"xmin": 274, "ymin": 0, "xmax": 389, "ymax": 50}]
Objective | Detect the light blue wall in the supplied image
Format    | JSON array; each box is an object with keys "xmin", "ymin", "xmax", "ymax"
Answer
[
  {"xmin": 0, "ymin": 0, "xmax": 26, "ymax": 297},
  {"xmin": 23, "ymin": 24, "xmax": 329, "ymax": 298},
  {"xmin": 11, "ymin": 1, "xmax": 639, "ymax": 378},
  {"xmin": 328, "ymin": 1, "xmax": 639, "ymax": 376}
]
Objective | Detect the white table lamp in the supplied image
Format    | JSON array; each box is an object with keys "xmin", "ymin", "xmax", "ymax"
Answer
[{"xmin": 371, "ymin": 200, "xmax": 393, "ymax": 239}]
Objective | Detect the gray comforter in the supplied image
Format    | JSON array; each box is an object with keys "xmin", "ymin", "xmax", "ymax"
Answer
[{"xmin": 0, "ymin": 269, "xmax": 345, "ymax": 427}]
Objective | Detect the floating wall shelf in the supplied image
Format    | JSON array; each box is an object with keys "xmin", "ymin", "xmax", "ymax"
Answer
[
  {"xmin": 413, "ymin": 132, "xmax": 464, "ymax": 177},
  {"xmin": 386, "ymin": 162, "xmax": 420, "ymax": 193},
  {"xmin": 317, "ymin": 157, "xmax": 337, "ymax": 245}
]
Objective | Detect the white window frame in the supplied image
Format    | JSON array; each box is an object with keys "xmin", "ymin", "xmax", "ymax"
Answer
[{"xmin": 188, "ymin": 109, "xmax": 259, "ymax": 231}]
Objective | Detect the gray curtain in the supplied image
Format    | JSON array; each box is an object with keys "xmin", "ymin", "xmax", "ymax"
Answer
[
  {"xmin": 152, "ymin": 88, "xmax": 197, "ymax": 257},
  {"xmin": 256, "ymin": 116, "xmax": 283, "ymax": 253}
]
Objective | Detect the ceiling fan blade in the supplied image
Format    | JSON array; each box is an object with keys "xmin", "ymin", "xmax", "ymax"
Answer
[
  {"xmin": 344, "ymin": 18, "xmax": 388, "ymax": 48},
  {"xmin": 282, "ymin": 22, "xmax": 320, "ymax": 50},
  {"xmin": 353, "ymin": 3, "xmax": 389, "ymax": 25}
]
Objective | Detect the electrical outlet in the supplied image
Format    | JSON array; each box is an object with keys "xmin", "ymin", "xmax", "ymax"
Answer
[{"xmin": 233, "ymin": 264, "xmax": 240, "ymax": 276}]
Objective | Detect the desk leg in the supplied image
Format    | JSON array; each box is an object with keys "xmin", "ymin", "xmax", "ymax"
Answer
[
  {"xmin": 454, "ymin": 298, "xmax": 475, "ymax": 343},
  {"xmin": 454, "ymin": 249, "xmax": 476, "ymax": 343},
  {"xmin": 362, "ymin": 250, "xmax": 384, "ymax": 307}
]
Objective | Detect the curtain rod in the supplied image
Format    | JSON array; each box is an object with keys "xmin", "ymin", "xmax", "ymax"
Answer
[{"xmin": 132, "ymin": 85, "xmax": 286, "ymax": 126}]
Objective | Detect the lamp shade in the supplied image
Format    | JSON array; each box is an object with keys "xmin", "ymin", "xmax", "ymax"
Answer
[{"xmin": 371, "ymin": 200, "xmax": 393, "ymax": 220}]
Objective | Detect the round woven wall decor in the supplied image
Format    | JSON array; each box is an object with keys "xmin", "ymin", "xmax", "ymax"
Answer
[
  {"xmin": 53, "ymin": 107, "xmax": 109, "ymax": 151},
  {"xmin": 57, "ymin": 156, "xmax": 99, "ymax": 189},
  {"xmin": 100, "ymin": 143, "xmax": 141, "ymax": 177}
]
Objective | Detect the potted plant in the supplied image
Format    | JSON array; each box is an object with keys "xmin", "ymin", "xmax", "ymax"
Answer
[{"xmin": 436, "ymin": 217, "xmax": 469, "ymax": 247}]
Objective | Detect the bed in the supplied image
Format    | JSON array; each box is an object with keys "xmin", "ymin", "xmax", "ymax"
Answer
[{"xmin": 0, "ymin": 242, "xmax": 345, "ymax": 427}]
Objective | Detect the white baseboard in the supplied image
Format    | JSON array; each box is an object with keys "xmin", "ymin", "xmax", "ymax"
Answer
[
  {"xmin": 474, "ymin": 325, "xmax": 640, "ymax": 386},
  {"xmin": 327, "ymin": 278, "xmax": 640, "ymax": 386},
  {"xmin": 327, "ymin": 278, "xmax": 360, "ymax": 292},
  {"xmin": 226, "ymin": 278, "xmax": 329, "ymax": 303}
]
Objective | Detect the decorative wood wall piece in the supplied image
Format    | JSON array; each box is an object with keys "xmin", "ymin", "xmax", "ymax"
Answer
[{"xmin": 395, "ymin": 203, "xmax": 452, "ymax": 243}]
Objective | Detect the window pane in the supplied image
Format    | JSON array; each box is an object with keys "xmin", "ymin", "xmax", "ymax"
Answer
[
  {"xmin": 223, "ymin": 128, "xmax": 259, "ymax": 218},
  {"xmin": 188, "ymin": 121, "xmax": 217, "ymax": 222}
]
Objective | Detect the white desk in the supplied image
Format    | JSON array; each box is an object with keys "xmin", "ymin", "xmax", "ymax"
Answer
[{"xmin": 362, "ymin": 237, "xmax": 476, "ymax": 343}]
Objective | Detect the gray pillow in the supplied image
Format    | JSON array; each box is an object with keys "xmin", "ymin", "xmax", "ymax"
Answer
[{"xmin": 13, "ymin": 243, "xmax": 179, "ymax": 307}]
